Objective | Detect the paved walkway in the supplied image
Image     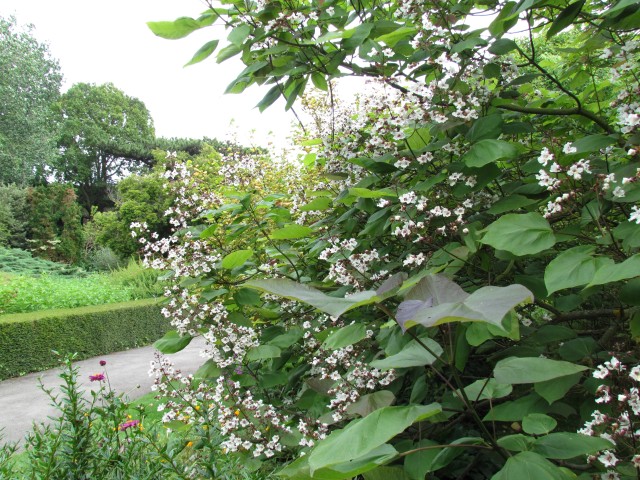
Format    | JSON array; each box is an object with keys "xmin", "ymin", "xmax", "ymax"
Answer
[{"xmin": 0, "ymin": 336, "xmax": 207, "ymax": 445}]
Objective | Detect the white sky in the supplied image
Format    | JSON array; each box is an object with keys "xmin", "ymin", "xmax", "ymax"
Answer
[{"xmin": 1, "ymin": 0, "xmax": 299, "ymax": 149}]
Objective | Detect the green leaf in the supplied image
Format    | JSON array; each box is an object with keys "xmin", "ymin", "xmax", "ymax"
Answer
[
  {"xmin": 184, "ymin": 40, "xmax": 219, "ymax": 66},
  {"xmin": 221, "ymin": 249, "xmax": 253, "ymax": 269},
  {"xmin": 494, "ymin": 357, "xmax": 587, "ymax": 384},
  {"xmin": 246, "ymin": 344, "xmax": 281, "ymax": 361},
  {"xmin": 481, "ymin": 213, "xmax": 556, "ymax": 256},
  {"xmin": 346, "ymin": 391, "xmax": 396, "ymax": 417},
  {"xmin": 522, "ymin": 414, "xmax": 557, "ymax": 435},
  {"xmin": 404, "ymin": 439, "xmax": 439, "ymax": 479},
  {"xmin": 216, "ymin": 44, "xmax": 242, "ymax": 63},
  {"xmin": 228, "ymin": 24, "xmax": 251, "ymax": 46},
  {"xmin": 348, "ymin": 187, "xmax": 397, "ymax": 199},
  {"xmin": 547, "ymin": 0, "xmax": 586, "ymax": 38},
  {"xmin": 234, "ymin": 288, "xmax": 262, "ymax": 306},
  {"xmin": 147, "ymin": 17, "xmax": 205, "ymax": 39},
  {"xmin": 308, "ymin": 404, "xmax": 441, "ymax": 473},
  {"xmin": 497, "ymin": 434, "xmax": 536, "ymax": 452},
  {"xmin": 603, "ymin": 0, "xmax": 640, "ymax": 16},
  {"xmin": 279, "ymin": 444, "xmax": 399, "ymax": 480},
  {"xmin": 311, "ymin": 72, "xmax": 329, "ymax": 91},
  {"xmin": 462, "ymin": 139, "xmax": 519, "ymax": 167},
  {"xmin": 487, "ymin": 195, "xmax": 537, "ymax": 215},
  {"xmin": 363, "ymin": 466, "xmax": 411, "ymax": 480},
  {"xmin": 492, "ymin": 451, "xmax": 570, "ymax": 479},
  {"xmin": 398, "ymin": 276, "xmax": 533, "ymax": 331},
  {"xmin": 544, "ymin": 246, "xmax": 597, "ymax": 294},
  {"xmin": 488, "ymin": 38, "xmax": 519, "ymax": 55},
  {"xmin": 466, "ymin": 114, "xmax": 504, "ymax": 142},
  {"xmin": 532, "ymin": 433, "xmax": 614, "ymax": 459},
  {"xmin": 245, "ymin": 279, "xmax": 379, "ymax": 318},
  {"xmin": 269, "ymin": 224, "xmax": 313, "ymax": 240},
  {"xmin": 256, "ymin": 85, "xmax": 281, "ymax": 111},
  {"xmin": 484, "ymin": 394, "xmax": 548, "ymax": 421},
  {"xmin": 268, "ymin": 327, "xmax": 304, "ymax": 349},
  {"xmin": 154, "ymin": 330, "xmax": 192, "ymax": 354},
  {"xmin": 462, "ymin": 378, "xmax": 513, "ymax": 401},
  {"xmin": 194, "ymin": 359, "xmax": 222, "ymax": 380},
  {"xmin": 429, "ymin": 437, "xmax": 485, "ymax": 472},
  {"xmin": 323, "ymin": 323, "xmax": 367, "ymax": 350},
  {"xmin": 587, "ymin": 254, "xmax": 640, "ymax": 287},
  {"xmin": 299, "ymin": 197, "xmax": 332, "ymax": 212},
  {"xmin": 534, "ymin": 372, "xmax": 582, "ymax": 404},
  {"xmin": 375, "ymin": 26, "xmax": 418, "ymax": 47},
  {"xmin": 571, "ymin": 134, "xmax": 617, "ymax": 153},
  {"xmin": 370, "ymin": 337, "xmax": 443, "ymax": 369}
]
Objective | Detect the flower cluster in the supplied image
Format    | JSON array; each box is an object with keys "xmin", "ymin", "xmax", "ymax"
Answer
[{"xmin": 579, "ymin": 357, "xmax": 640, "ymax": 477}]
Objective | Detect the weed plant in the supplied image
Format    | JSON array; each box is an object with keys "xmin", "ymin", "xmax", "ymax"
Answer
[{"xmin": 0, "ymin": 356, "xmax": 277, "ymax": 479}]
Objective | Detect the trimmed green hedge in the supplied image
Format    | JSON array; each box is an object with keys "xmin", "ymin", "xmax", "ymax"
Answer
[{"xmin": 0, "ymin": 298, "xmax": 170, "ymax": 380}]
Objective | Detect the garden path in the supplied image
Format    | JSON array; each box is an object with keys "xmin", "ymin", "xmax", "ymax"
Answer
[{"xmin": 0, "ymin": 336, "xmax": 207, "ymax": 445}]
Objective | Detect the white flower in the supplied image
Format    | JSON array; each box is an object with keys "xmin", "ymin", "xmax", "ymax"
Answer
[
  {"xmin": 630, "ymin": 205, "xmax": 640, "ymax": 224},
  {"xmin": 613, "ymin": 186, "xmax": 626, "ymax": 198},
  {"xmin": 538, "ymin": 147, "xmax": 554, "ymax": 166},
  {"xmin": 563, "ymin": 142, "xmax": 577, "ymax": 154},
  {"xmin": 598, "ymin": 450, "xmax": 619, "ymax": 467}
]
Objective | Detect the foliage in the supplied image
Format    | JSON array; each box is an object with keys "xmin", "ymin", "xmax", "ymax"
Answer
[
  {"xmin": 0, "ymin": 246, "xmax": 83, "ymax": 276},
  {"xmin": 141, "ymin": 0, "xmax": 640, "ymax": 477},
  {"xmin": 0, "ymin": 298, "xmax": 168, "ymax": 379},
  {"xmin": 54, "ymin": 82, "xmax": 156, "ymax": 211},
  {"xmin": 154, "ymin": 136, "xmax": 262, "ymax": 157},
  {"xmin": 0, "ymin": 16, "xmax": 62, "ymax": 185},
  {"xmin": 25, "ymin": 183, "xmax": 84, "ymax": 263},
  {"xmin": 88, "ymin": 166, "xmax": 173, "ymax": 259},
  {"xmin": 0, "ymin": 356, "xmax": 279, "ymax": 479},
  {"xmin": 0, "ymin": 257, "xmax": 163, "ymax": 314},
  {"xmin": 0, "ymin": 184, "xmax": 29, "ymax": 249}
]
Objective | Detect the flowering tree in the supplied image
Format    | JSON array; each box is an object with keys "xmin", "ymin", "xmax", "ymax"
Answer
[{"xmin": 144, "ymin": 0, "xmax": 640, "ymax": 478}]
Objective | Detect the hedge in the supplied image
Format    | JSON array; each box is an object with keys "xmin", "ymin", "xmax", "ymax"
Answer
[{"xmin": 0, "ymin": 298, "xmax": 170, "ymax": 380}]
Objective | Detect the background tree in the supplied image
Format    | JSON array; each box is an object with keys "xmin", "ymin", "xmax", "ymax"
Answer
[
  {"xmin": 55, "ymin": 82, "xmax": 156, "ymax": 211},
  {"xmin": 0, "ymin": 16, "xmax": 62, "ymax": 185}
]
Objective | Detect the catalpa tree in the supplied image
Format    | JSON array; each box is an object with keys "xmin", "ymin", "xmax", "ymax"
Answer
[{"xmin": 142, "ymin": 0, "xmax": 640, "ymax": 478}]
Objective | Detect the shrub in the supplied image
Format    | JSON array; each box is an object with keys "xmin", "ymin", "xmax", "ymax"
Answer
[
  {"xmin": 0, "ymin": 184, "xmax": 29, "ymax": 249},
  {"xmin": 26, "ymin": 184, "xmax": 83, "ymax": 263},
  {"xmin": 0, "ymin": 247, "xmax": 84, "ymax": 276},
  {"xmin": 0, "ymin": 299, "xmax": 169, "ymax": 379},
  {"xmin": 83, "ymin": 245, "xmax": 124, "ymax": 272}
]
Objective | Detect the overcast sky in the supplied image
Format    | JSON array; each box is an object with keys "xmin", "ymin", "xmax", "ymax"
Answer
[{"xmin": 2, "ymin": 0, "xmax": 298, "ymax": 148}]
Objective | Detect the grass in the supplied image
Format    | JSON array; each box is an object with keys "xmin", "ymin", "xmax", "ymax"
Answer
[{"xmin": 0, "ymin": 248, "xmax": 164, "ymax": 315}]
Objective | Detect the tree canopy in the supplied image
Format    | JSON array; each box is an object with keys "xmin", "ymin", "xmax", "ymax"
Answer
[
  {"xmin": 0, "ymin": 16, "xmax": 62, "ymax": 185},
  {"xmin": 55, "ymin": 82, "xmax": 156, "ymax": 210}
]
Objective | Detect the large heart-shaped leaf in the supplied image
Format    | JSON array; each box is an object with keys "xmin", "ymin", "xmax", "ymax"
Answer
[
  {"xmin": 245, "ymin": 279, "xmax": 379, "ymax": 318},
  {"xmin": 481, "ymin": 213, "xmax": 556, "ymax": 256},
  {"xmin": 462, "ymin": 139, "xmax": 519, "ymax": 167},
  {"xmin": 494, "ymin": 357, "xmax": 587, "ymax": 384},
  {"xmin": 397, "ymin": 276, "xmax": 532, "ymax": 331},
  {"xmin": 370, "ymin": 337, "xmax": 443, "ymax": 369},
  {"xmin": 308, "ymin": 404, "xmax": 441, "ymax": 473},
  {"xmin": 544, "ymin": 246, "xmax": 597, "ymax": 294}
]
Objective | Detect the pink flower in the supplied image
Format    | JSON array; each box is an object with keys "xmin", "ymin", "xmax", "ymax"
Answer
[
  {"xmin": 89, "ymin": 373, "xmax": 105, "ymax": 382},
  {"xmin": 119, "ymin": 419, "xmax": 141, "ymax": 431},
  {"xmin": 99, "ymin": 360, "xmax": 107, "ymax": 366}
]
